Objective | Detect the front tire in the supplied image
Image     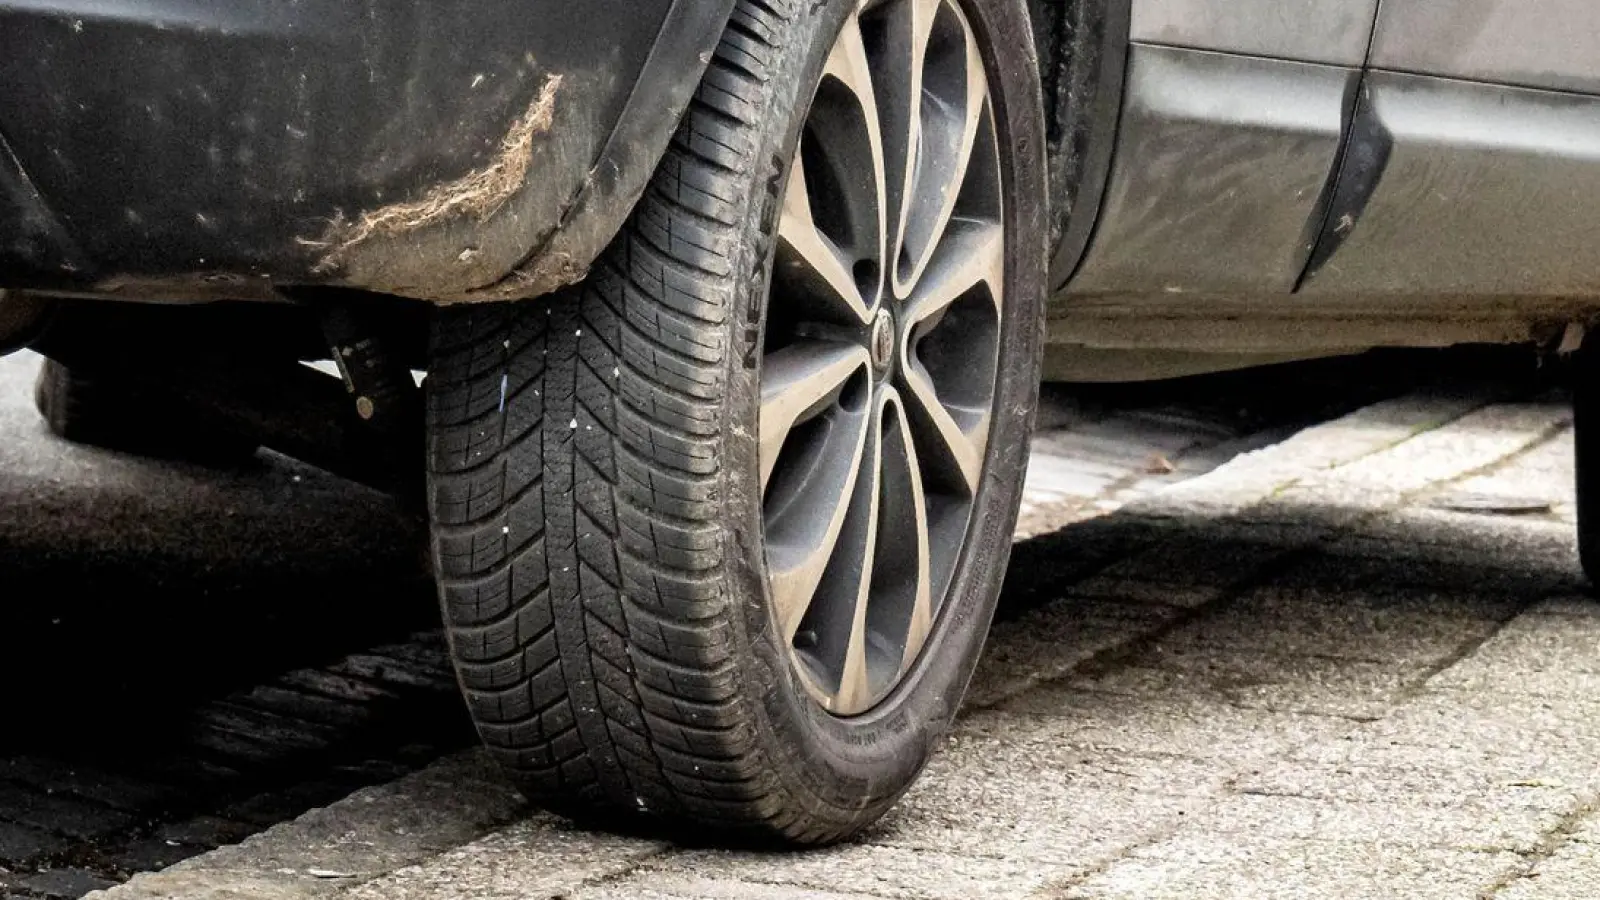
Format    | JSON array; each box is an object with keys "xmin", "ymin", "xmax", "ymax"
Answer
[{"xmin": 426, "ymin": 0, "xmax": 1045, "ymax": 844}]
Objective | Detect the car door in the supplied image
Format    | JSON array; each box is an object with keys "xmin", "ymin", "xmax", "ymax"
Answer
[
  {"xmin": 1060, "ymin": 0, "xmax": 1380, "ymax": 297},
  {"xmin": 1298, "ymin": 0, "xmax": 1600, "ymax": 297}
]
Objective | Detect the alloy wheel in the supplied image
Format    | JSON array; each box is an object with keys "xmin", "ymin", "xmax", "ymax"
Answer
[{"xmin": 759, "ymin": 0, "xmax": 1005, "ymax": 716}]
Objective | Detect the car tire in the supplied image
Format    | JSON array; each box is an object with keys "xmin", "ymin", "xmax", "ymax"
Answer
[
  {"xmin": 425, "ymin": 0, "xmax": 1045, "ymax": 844},
  {"xmin": 34, "ymin": 357, "xmax": 259, "ymax": 464}
]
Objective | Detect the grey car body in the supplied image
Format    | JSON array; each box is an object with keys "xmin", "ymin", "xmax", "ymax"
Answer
[{"xmin": 1039, "ymin": 0, "xmax": 1600, "ymax": 381}]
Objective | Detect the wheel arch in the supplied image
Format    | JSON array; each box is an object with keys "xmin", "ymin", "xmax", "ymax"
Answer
[{"xmin": 1027, "ymin": 0, "xmax": 1132, "ymax": 292}]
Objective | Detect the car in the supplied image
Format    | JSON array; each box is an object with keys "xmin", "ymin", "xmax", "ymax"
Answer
[{"xmin": 1, "ymin": 0, "xmax": 1596, "ymax": 847}]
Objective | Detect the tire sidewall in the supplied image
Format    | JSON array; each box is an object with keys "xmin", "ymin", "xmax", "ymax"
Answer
[{"xmin": 717, "ymin": 0, "xmax": 1048, "ymax": 825}]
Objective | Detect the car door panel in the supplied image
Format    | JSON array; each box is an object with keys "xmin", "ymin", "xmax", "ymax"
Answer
[
  {"xmin": 1301, "ymin": 73, "xmax": 1600, "ymax": 297},
  {"xmin": 1371, "ymin": 0, "xmax": 1600, "ymax": 95},
  {"xmin": 1067, "ymin": 45, "xmax": 1356, "ymax": 295},
  {"xmin": 1131, "ymin": 0, "xmax": 1379, "ymax": 67}
]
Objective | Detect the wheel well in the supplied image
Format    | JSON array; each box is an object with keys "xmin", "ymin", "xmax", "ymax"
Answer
[{"xmin": 1022, "ymin": 0, "xmax": 1131, "ymax": 290}]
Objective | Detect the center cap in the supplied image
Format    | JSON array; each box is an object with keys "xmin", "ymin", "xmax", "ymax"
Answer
[{"xmin": 870, "ymin": 308, "xmax": 895, "ymax": 374}]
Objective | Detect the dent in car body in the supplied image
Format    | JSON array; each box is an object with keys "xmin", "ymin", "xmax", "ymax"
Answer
[
  {"xmin": 1065, "ymin": 46, "xmax": 1356, "ymax": 296},
  {"xmin": 1302, "ymin": 72, "xmax": 1600, "ymax": 297}
]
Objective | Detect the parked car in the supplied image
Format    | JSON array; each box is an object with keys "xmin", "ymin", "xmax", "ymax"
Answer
[{"xmin": 2, "ymin": 0, "xmax": 1597, "ymax": 846}]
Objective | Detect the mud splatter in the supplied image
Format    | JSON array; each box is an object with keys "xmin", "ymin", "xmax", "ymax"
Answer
[{"xmin": 306, "ymin": 74, "xmax": 563, "ymax": 273}]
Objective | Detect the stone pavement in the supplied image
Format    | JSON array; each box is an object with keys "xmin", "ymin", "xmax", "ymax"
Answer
[
  {"xmin": 0, "ymin": 347, "xmax": 481, "ymax": 898},
  {"xmin": 69, "ymin": 362, "xmax": 1600, "ymax": 899},
  {"xmin": 1, "ymin": 348, "xmax": 1426, "ymax": 899}
]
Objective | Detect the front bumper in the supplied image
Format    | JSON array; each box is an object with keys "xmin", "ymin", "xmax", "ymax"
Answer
[{"xmin": 0, "ymin": 0, "xmax": 734, "ymax": 303}]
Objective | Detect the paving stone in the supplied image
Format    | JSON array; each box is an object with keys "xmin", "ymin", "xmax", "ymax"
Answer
[
  {"xmin": 862, "ymin": 718, "xmax": 1219, "ymax": 868},
  {"xmin": 965, "ymin": 598, "xmax": 1182, "ymax": 709},
  {"xmin": 1363, "ymin": 504, "xmax": 1575, "ymax": 545},
  {"xmin": 1277, "ymin": 403, "xmax": 1571, "ymax": 509},
  {"xmin": 0, "ymin": 759, "xmax": 176, "ymax": 814},
  {"xmin": 988, "ymin": 692, "xmax": 1351, "ymax": 763},
  {"xmin": 236, "ymin": 686, "xmax": 385, "ymax": 729},
  {"xmin": 1182, "ymin": 791, "xmax": 1562, "ymax": 853},
  {"xmin": 1530, "ymin": 596, "xmax": 1600, "ymax": 619},
  {"xmin": 0, "ymin": 783, "xmax": 134, "ymax": 841},
  {"xmin": 575, "ymin": 874, "xmax": 894, "ymax": 899},
  {"xmin": 1429, "ymin": 613, "xmax": 1600, "ymax": 689},
  {"xmin": 1063, "ymin": 533, "xmax": 1296, "ymax": 609},
  {"xmin": 1294, "ymin": 538, "xmax": 1581, "ymax": 600},
  {"xmin": 96, "ymin": 753, "xmax": 529, "ymax": 900},
  {"xmin": 1287, "ymin": 732, "xmax": 1600, "ymax": 798},
  {"xmin": 98, "ymin": 838, "xmax": 209, "ymax": 875},
  {"xmin": 1494, "ymin": 838, "xmax": 1600, "ymax": 900},
  {"xmin": 659, "ymin": 845, "xmax": 1052, "ymax": 900},
  {"xmin": 1344, "ymin": 508, "xmax": 1579, "ymax": 579},
  {"xmin": 194, "ymin": 704, "xmax": 340, "ymax": 757},
  {"xmin": 1072, "ymin": 649, "xmax": 1410, "ymax": 720},
  {"xmin": 1362, "ymin": 690, "xmax": 1600, "ymax": 772},
  {"xmin": 1060, "ymin": 836, "xmax": 1524, "ymax": 900},
  {"xmin": 19, "ymin": 868, "xmax": 118, "ymax": 899},
  {"xmin": 220, "ymin": 780, "xmax": 368, "ymax": 828},
  {"xmin": 998, "ymin": 516, "xmax": 1169, "ymax": 609},
  {"xmin": 1156, "ymin": 585, "xmax": 1504, "ymax": 669},
  {"xmin": 1127, "ymin": 391, "xmax": 1493, "ymax": 519},
  {"xmin": 155, "ymin": 816, "xmax": 262, "ymax": 850},
  {"xmin": 1560, "ymin": 818, "xmax": 1600, "ymax": 852},
  {"xmin": 0, "ymin": 821, "xmax": 68, "ymax": 863},
  {"xmin": 1232, "ymin": 757, "xmax": 1590, "ymax": 817},
  {"xmin": 325, "ymin": 656, "xmax": 456, "ymax": 692},
  {"xmin": 1016, "ymin": 399, "xmax": 1271, "ymax": 538},
  {"xmin": 342, "ymin": 819, "xmax": 663, "ymax": 900},
  {"xmin": 869, "ymin": 782, "xmax": 1200, "ymax": 874}
]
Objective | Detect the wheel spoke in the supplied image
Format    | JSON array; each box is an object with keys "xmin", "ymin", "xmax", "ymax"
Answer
[
  {"xmin": 874, "ymin": 389, "xmax": 934, "ymax": 676},
  {"xmin": 891, "ymin": 0, "xmax": 989, "ymax": 293},
  {"xmin": 900, "ymin": 361, "xmax": 987, "ymax": 496},
  {"xmin": 776, "ymin": 10, "xmax": 889, "ymax": 325},
  {"xmin": 821, "ymin": 10, "xmax": 888, "ymax": 300},
  {"xmin": 901, "ymin": 218, "xmax": 1004, "ymax": 332},
  {"xmin": 777, "ymin": 152, "xmax": 873, "ymax": 326},
  {"xmin": 765, "ymin": 415, "xmax": 872, "ymax": 643},
  {"xmin": 759, "ymin": 340, "xmax": 871, "ymax": 489},
  {"xmin": 762, "ymin": 380, "xmax": 872, "ymax": 644},
  {"xmin": 823, "ymin": 10, "xmax": 886, "ymax": 133},
  {"xmin": 834, "ymin": 400, "xmax": 883, "ymax": 715},
  {"xmin": 872, "ymin": 0, "xmax": 941, "ymax": 269},
  {"xmin": 792, "ymin": 393, "xmax": 884, "ymax": 714}
]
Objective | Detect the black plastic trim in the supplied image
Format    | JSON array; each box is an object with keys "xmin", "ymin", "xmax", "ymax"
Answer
[
  {"xmin": 1295, "ymin": 80, "xmax": 1392, "ymax": 288},
  {"xmin": 0, "ymin": 0, "xmax": 735, "ymax": 304},
  {"xmin": 472, "ymin": 0, "xmax": 740, "ymax": 302},
  {"xmin": 1041, "ymin": 0, "xmax": 1131, "ymax": 292}
]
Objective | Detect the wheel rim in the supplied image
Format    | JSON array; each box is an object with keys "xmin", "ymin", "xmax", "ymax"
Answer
[{"xmin": 758, "ymin": 0, "xmax": 1004, "ymax": 716}]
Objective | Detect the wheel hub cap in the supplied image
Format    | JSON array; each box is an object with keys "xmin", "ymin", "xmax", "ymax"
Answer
[
  {"xmin": 756, "ymin": 0, "xmax": 1005, "ymax": 716},
  {"xmin": 870, "ymin": 309, "xmax": 896, "ymax": 375}
]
